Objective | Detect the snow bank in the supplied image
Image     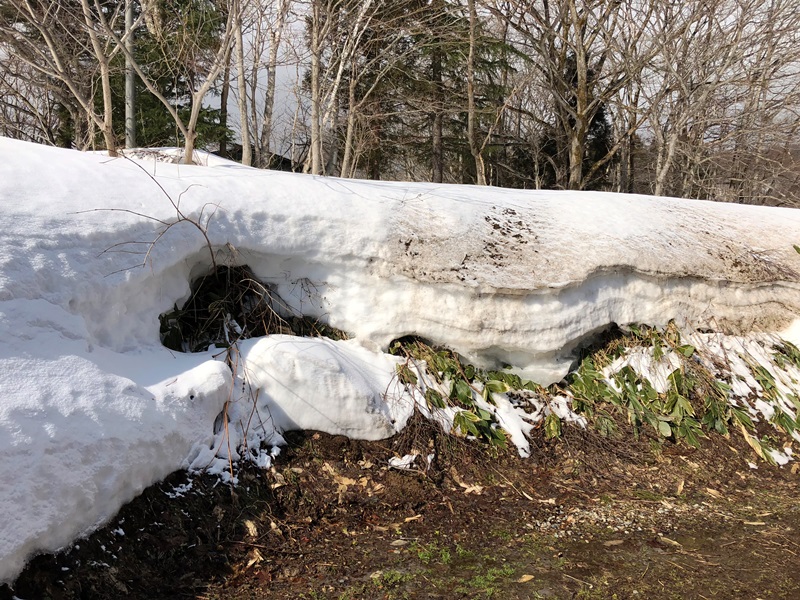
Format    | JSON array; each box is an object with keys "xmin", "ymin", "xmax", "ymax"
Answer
[{"xmin": 0, "ymin": 137, "xmax": 799, "ymax": 583}]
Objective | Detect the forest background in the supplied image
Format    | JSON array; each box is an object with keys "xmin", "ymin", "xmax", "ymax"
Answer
[{"xmin": 2, "ymin": 0, "xmax": 799, "ymax": 206}]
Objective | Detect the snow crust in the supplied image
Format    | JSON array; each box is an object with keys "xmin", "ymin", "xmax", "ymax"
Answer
[{"xmin": 1, "ymin": 137, "xmax": 799, "ymax": 583}]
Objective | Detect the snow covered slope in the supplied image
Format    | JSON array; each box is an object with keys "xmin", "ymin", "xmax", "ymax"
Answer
[{"xmin": 0, "ymin": 137, "xmax": 799, "ymax": 583}]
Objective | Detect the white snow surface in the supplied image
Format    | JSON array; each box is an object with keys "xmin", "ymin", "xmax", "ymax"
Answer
[{"xmin": 1, "ymin": 138, "xmax": 800, "ymax": 583}]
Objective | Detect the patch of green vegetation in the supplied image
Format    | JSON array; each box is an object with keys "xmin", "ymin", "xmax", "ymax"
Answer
[
  {"xmin": 390, "ymin": 337, "xmax": 522, "ymax": 447},
  {"xmin": 774, "ymin": 340, "xmax": 800, "ymax": 371},
  {"xmin": 374, "ymin": 569, "xmax": 414, "ymax": 588},
  {"xmin": 559, "ymin": 321, "xmax": 799, "ymax": 463},
  {"xmin": 410, "ymin": 540, "xmax": 451, "ymax": 565},
  {"xmin": 455, "ymin": 543, "xmax": 473, "ymax": 559},
  {"xmin": 454, "ymin": 564, "xmax": 515, "ymax": 598},
  {"xmin": 632, "ymin": 488, "xmax": 663, "ymax": 502},
  {"xmin": 391, "ymin": 320, "xmax": 799, "ymax": 465}
]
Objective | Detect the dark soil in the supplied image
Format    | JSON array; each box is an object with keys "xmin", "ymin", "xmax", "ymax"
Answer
[{"xmin": 3, "ymin": 416, "xmax": 800, "ymax": 600}]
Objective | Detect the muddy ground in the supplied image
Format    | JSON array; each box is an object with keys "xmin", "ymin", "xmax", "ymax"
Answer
[{"xmin": 3, "ymin": 415, "xmax": 799, "ymax": 600}]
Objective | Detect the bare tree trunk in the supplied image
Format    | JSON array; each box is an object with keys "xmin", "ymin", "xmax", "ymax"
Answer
[
  {"xmin": 80, "ymin": 0, "xmax": 117, "ymax": 156},
  {"xmin": 219, "ymin": 50, "xmax": 231, "ymax": 157},
  {"xmin": 309, "ymin": 0, "xmax": 323, "ymax": 174},
  {"xmin": 431, "ymin": 46, "xmax": 443, "ymax": 183},
  {"xmin": 340, "ymin": 74, "xmax": 358, "ymax": 177},
  {"xmin": 234, "ymin": 0, "xmax": 251, "ymax": 165},
  {"xmin": 466, "ymin": 0, "xmax": 486, "ymax": 185},
  {"xmin": 259, "ymin": 0, "xmax": 291, "ymax": 168}
]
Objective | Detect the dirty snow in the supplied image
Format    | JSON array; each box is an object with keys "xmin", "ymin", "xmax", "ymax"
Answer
[{"xmin": 0, "ymin": 137, "xmax": 799, "ymax": 583}]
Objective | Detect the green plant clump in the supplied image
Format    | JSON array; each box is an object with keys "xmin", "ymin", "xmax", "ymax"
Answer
[{"xmin": 389, "ymin": 337, "xmax": 546, "ymax": 448}]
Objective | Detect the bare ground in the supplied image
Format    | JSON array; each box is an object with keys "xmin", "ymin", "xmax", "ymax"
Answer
[{"xmin": 3, "ymin": 415, "xmax": 800, "ymax": 600}]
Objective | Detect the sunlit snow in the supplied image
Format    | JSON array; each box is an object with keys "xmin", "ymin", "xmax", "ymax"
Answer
[{"xmin": 1, "ymin": 138, "xmax": 799, "ymax": 583}]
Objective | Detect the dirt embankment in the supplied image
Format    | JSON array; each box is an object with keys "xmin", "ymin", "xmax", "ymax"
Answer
[{"xmin": 3, "ymin": 419, "xmax": 800, "ymax": 600}]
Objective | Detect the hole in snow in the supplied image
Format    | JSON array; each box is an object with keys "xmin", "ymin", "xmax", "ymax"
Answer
[
  {"xmin": 566, "ymin": 323, "xmax": 627, "ymax": 369},
  {"xmin": 158, "ymin": 265, "xmax": 348, "ymax": 353}
]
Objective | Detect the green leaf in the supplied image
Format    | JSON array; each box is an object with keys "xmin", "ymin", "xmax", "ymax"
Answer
[
  {"xmin": 452, "ymin": 379, "xmax": 473, "ymax": 405},
  {"xmin": 793, "ymin": 244, "xmax": 800, "ymax": 254},
  {"xmin": 425, "ymin": 388, "xmax": 446, "ymax": 409},
  {"xmin": 676, "ymin": 344, "xmax": 696, "ymax": 358},
  {"xmin": 458, "ymin": 409, "xmax": 481, "ymax": 423},
  {"xmin": 477, "ymin": 408, "xmax": 493, "ymax": 422},
  {"xmin": 453, "ymin": 410, "xmax": 481, "ymax": 438},
  {"xmin": 653, "ymin": 344, "xmax": 664, "ymax": 361},
  {"xmin": 484, "ymin": 380, "xmax": 511, "ymax": 395},
  {"xmin": 396, "ymin": 364, "xmax": 417, "ymax": 386},
  {"xmin": 658, "ymin": 419, "xmax": 672, "ymax": 438},
  {"xmin": 544, "ymin": 413, "xmax": 562, "ymax": 440}
]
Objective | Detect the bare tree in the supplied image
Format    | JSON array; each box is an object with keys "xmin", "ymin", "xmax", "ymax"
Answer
[
  {"xmin": 0, "ymin": 0, "xmax": 126, "ymax": 155},
  {"xmin": 95, "ymin": 0, "xmax": 237, "ymax": 164}
]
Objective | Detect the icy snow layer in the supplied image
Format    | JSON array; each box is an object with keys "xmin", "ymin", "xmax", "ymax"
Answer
[{"xmin": 0, "ymin": 137, "xmax": 799, "ymax": 582}]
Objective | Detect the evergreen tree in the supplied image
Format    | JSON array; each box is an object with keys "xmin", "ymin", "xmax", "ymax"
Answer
[{"xmin": 105, "ymin": 0, "xmax": 231, "ymax": 149}]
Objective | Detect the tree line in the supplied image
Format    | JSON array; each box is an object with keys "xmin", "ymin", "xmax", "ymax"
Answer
[{"xmin": 2, "ymin": 0, "xmax": 799, "ymax": 206}]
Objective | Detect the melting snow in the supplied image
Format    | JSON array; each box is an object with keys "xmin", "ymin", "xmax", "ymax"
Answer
[{"xmin": 0, "ymin": 138, "xmax": 799, "ymax": 583}]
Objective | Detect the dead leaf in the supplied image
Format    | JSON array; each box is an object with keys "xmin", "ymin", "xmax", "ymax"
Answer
[
  {"xmin": 322, "ymin": 461, "xmax": 357, "ymax": 499},
  {"xmin": 538, "ymin": 498, "xmax": 557, "ymax": 505},
  {"xmin": 516, "ymin": 574, "xmax": 535, "ymax": 583},
  {"xmin": 246, "ymin": 549, "xmax": 263, "ymax": 569},
  {"xmin": 705, "ymin": 487, "xmax": 721, "ymax": 499},
  {"xmin": 659, "ymin": 536, "xmax": 683, "ymax": 548},
  {"xmin": 390, "ymin": 539, "xmax": 408, "ymax": 546},
  {"xmin": 743, "ymin": 521, "xmax": 767, "ymax": 526},
  {"xmin": 243, "ymin": 519, "xmax": 258, "ymax": 538},
  {"xmin": 676, "ymin": 478, "xmax": 685, "ymax": 496},
  {"xmin": 270, "ymin": 472, "xmax": 287, "ymax": 490},
  {"xmin": 602, "ymin": 540, "xmax": 624, "ymax": 547},
  {"xmin": 404, "ymin": 514, "xmax": 423, "ymax": 522}
]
